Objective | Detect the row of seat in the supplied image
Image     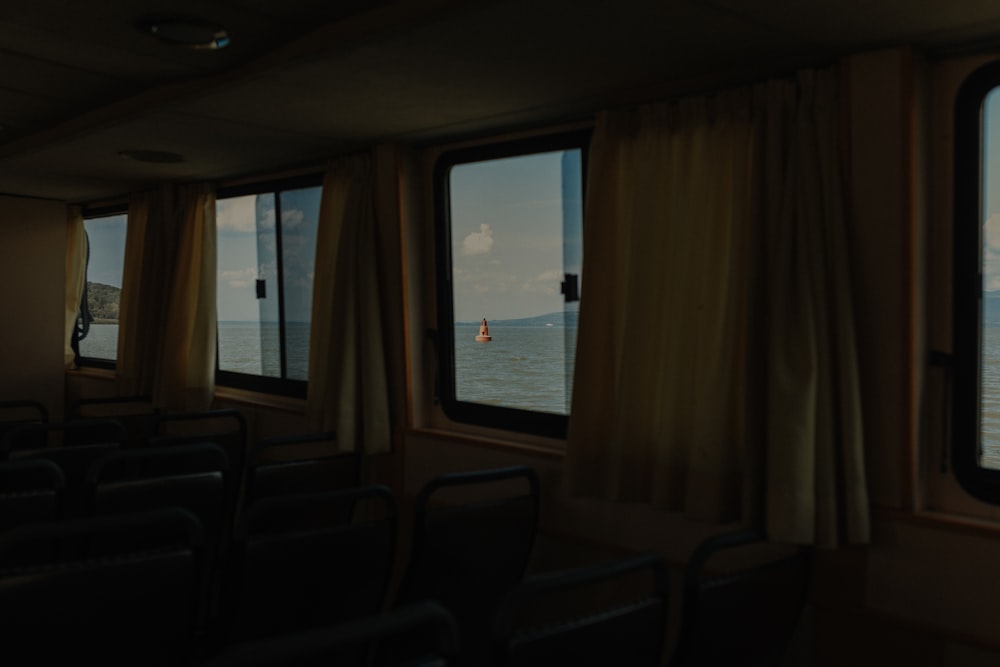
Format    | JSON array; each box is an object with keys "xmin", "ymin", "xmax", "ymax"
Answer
[{"xmin": 0, "ymin": 400, "xmax": 811, "ymax": 666}]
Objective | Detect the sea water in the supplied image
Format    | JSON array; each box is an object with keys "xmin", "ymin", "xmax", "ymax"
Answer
[
  {"xmin": 79, "ymin": 321, "xmax": 577, "ymax": 416},
  {"xmin": 453, "ymin": 323, "xmax": 577, "ymax": 415}
]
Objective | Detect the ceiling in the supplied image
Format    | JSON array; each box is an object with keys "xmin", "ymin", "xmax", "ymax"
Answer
[{"xmin": 3, "ymin": 0, "xmax": 1000, "ymax": 203}]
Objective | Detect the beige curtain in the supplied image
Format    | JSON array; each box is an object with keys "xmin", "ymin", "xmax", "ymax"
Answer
[
  {"xmin": 118, "ymin": 189, "xmax": 168, "ymax": 396},
  {"xmin": 64, "ymin": 206, "xmax": 87, "ymax": 369},
  {"xmin": 118, "ymin": 185, "xmax": 217, "ymax": 411},
  {"xmin": 307, "ymin": 154, "xmax": 391, "ymax": 455},
  {"xmin": 156, "ymin": 185, "xmax": 217, "ymax": 411},
  {"xmin": 566, "ymin": 68, "xmax": 869, "ymax": 547}
]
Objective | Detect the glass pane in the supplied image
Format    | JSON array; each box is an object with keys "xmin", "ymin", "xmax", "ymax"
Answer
[
  {"xmin": 984, "ymin": 87, "xmax": 1000, "ymax": 468},
  {"xmin": 279, "ymin": 186, "xmax": 321, "ymax": 381},
  {"xmin": 449, "ymin": 149, "xmax": 583, "ymax": 415},
  {"xmin": 216, "ymin": 193, "xmax": 280, "ymax": 378},
  {"xmin": 78, "ymin": 213, "xmax": 127, "ymax": 360}
]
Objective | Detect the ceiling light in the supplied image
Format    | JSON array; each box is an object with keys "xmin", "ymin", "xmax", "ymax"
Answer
[
  {"xmin": 141, "ymin": 17, "xmax": 230, "ymax": 50},
  {"xmin": 118, "ymin": 150, "xmax": 184, "ymax": 164}
]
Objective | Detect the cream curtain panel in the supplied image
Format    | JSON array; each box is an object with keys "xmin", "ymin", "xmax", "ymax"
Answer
[
  {"xmin": 118, "ymin": 189, "xmax": 167, "ymax": 397},
  {"xmin": 565, "ymin": 68, "xmax": 869, "ymax": 548},
  {"xmin": 307, "ymin": 153, "xmax": 391, "ymax": 455},
  {"xmin": 118, "ymin": 185, "xmax": 217, "ymax": 411},
  {"xmin": 156, "ymin": 184, "xmax": 217, "ymax": 411},
  {"xmin": 64, "ymin": 206, "xmax": 86, "ymax": 369}
]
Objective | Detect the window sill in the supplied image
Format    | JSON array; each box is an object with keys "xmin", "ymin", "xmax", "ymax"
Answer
[
  {"xmin": 406, "ymin": 426, "xmax": 565, "ymax": 460},
  {"xmin": 213, "ymin": 385, "xmax": 307, "ymax": 414},
  {"xmin": 875, "ymin": 506, "xmax": 1000, "ymax": 539},
  {"xmin": 65, "ymin": 366, "xmax": 117, "ymax": 381}
]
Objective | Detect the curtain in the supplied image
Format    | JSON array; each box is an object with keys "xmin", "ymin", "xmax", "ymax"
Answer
[
  {"xmin": 64, "ymin": 206, "xmax": 87, "ymax": 369},
  {"xmin": 118, "ymin": 185, "xmax": 217, "ymax": 411},
  {"xmin": 156, "ymin": 185, "xmax": 217, "ymax": 411},
  {"xmin": 565, "ymin": 68, "xmax": 869, "ymax": 548},
  {"xmin": 117, "ymin": 189, "xmax": 167, "ymax": 396},
  {"xmin": 307, "ymin": 153, "xmax": 391, "ymax": 455}
]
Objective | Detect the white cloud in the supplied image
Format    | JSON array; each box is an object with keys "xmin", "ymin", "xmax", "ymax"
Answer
[
  {"xmin": 219, "ymin": 267, "xmax": 257, "ymax": 289},
  {"xmin": 520, "ymin": 269, "xmax": 563, "ymax": 295},
  {"xmin": 282, "ymin": 208, "xmax": 306, "ymax": 230},
  {"xmin": 216, "ymin": 197, "xmax": 256, "ymax": 232},
  {"xmin": 462, "ymin": 224, "xmax": 494, "ymax": 255}
]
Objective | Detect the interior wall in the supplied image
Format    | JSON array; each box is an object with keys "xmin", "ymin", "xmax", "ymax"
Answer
[{"xmin": 0, "ymin": 195, "xmax": 67, "ymax": 419}]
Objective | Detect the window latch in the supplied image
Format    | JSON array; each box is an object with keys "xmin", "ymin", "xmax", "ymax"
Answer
[
  {"xmin": 256, "ymin": 279, "xmax": 266, "ymax": 299},
  {"xmin": 561, "ymin": 274, "xmax": 579, "ymax": 302}
]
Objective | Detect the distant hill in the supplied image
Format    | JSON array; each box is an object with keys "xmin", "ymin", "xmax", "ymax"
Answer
[
  {"xmin": 87, "ymin": 282, "xmax": 120, "ymax": 322},
  {"xmin": 458, "ymin": 310, "xmax": 578, "ymax": 327}
]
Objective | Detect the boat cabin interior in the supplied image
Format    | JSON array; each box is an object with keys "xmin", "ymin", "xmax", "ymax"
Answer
[{"xmin": 6, "ymin": 0, "xmax": 1000, "ymax": 664}]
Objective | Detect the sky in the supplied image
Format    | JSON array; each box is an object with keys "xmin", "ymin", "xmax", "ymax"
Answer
[
  {"xmin": 83, "ymin": 213, "xmax": 127, "ymax": 287},
  {"xmin": 216, "ymin": 186, "xmax": 320, "ymax": 322},
  {"xmin": 85, "ymin": 153, "xmax": 580, "ymax": 324},
  {"xmin": 986, "ymin": 88, "xmax": 1000, "ymax": 293},
  {"xmin": 449, "ymin": 149, "xmax": 583, "ymax": 322}
]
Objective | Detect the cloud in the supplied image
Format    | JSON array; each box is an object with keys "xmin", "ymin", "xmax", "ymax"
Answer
[
  {"xmin": 520, "ymin": 269, "xmax": 563, "ymax": 295},
  {"xmin": 216, "ymin": 197, "xmax": 256, "ymax": 232},
  {"xmin": 219, "ymin": 267, "xmax": 257, "ymax": 289},
  {"xmin": 282, "ymin": 208, "xmax": 306, "ymax": 230},
  {"xmin": 462, "ymin": 224, "xmax": 494, "ymax": 255}
]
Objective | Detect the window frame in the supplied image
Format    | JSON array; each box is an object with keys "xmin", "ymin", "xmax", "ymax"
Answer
[
  {"xmin": 953, "ymin": 60, "xmax": 1000, "ymax": 503},
  {"xmin": 433, "ymin": 129, "xmax": 590, "ymax": 440},
  {"xmin": 214, "ymin": 173, "xmax": 323, "ymax": 399},
  {"xmin": 74, "ymin": 203, "xmax": 128, "ymax": 370}
]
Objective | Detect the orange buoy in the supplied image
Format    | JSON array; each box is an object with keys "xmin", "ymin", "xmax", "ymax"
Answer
[{"xmin": 475, "ymin": 317, "xmax": 492, "ymax": 342}]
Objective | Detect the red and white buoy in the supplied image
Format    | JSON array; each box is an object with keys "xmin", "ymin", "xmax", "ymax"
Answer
[{"xmin": 475, "ymin": 317, "xmax": 492, "ymax": 342}]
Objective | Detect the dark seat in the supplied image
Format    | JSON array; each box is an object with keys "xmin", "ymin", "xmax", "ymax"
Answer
[
  {"xmin": 86, "ymin": 442, "xmax": 231, "ymax": 623},
  {"xmin": 492, "ymin": 552, "xmax": 670, "ymax": 667},
  {"xmin": 0, "ymin": 400, "xmax": 47, "ymax": 445},
  {"xmin": 210, "ymin": 602, "xmax": 459, "ymax": 667},
  {"xmin": 670, "ymin": 530, "xmax": 811, "ymax": 667},
  {"xmin": 9, "ymin": 443, "xmax": 121, "ymax": 517},
  {"xmin": 246, "ymin": 431, "xmax": 358, "ymax": 506},
  {"xmin": 393, "ymin": 466, "xmax": 541, "ymax": 667},
  {"xmin": 148, "ymin": 410, "xmax": 248, "ymax": 517},
  {"xmin": 67, "ymin": 395, "xmax": 158, "ymax": 448},
  {"xmin": 0, "ymin": 418, "xmax": 128, "ymax": 452},
  {"xmin": 0, "ymin": 508, "xmax": 205, "ymax": 666},
  {"xmin": 0, "ymin": 459, "xmax": 65, "ymax": 531},
  {"xmin": 222, "ymin": 484, "xmax": 397, "ymax": 646}
]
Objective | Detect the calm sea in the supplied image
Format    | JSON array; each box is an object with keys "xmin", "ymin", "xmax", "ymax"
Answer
[
  {"xmin": 983, "ymin": 325, "xmax": 1000, "ymax": 468},
  {"xmin": 78, "ymin": 322, "xmax": 311, "ymax": 380},
  {"xmin": 453, "ymin": 323, "xmax": 577, "ymax": 415},
  {"xmin": 79, "ymin": 321, "xmax": 577, "ymax": 415}
]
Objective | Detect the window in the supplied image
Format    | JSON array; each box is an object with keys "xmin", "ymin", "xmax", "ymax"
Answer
[
  {"xmin": 435, "ymin": 131, "xmax": 588, "ymax": 438},
  {"xmin": 954, "ymin": 61, "xmax": 1000, "ymax": 502},
  {"xmin": 215, "ymin": 176, "xmax": 322, "ymax": 397},
  {"xmin": 75, "ymin": 207, "xmax": 127, "ymax": 366}
]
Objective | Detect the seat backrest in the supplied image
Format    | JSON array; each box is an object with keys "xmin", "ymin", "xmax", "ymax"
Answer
[
  {"xmin": 209, "ymin": 602, "xmax": 458, "ymax": 667},
  {"xmin": 0, "ymin": 459, "xmax": 65, "ymax": 531},
  {"xmin": 0, "ymin": 508, "xmax": 205, "ymax": 666},
  {"xmin": 10, "ymin": 443, "xmax": 121, "ymax": 518},
  {"xmin": 67, "ymin": 395, "xmax": 158, "ymax": 448},
  {"xmin": 245, "ymin": 431, "xmax": 358, "ymax": 505},
  {"xmin": 0, "ymin": 418, "xmax": 128, "ymax": 452},
  {"xmin": 149, "ymin": 410, "xmax": 248, "ymax": 512},
  {"xmin": 0, "ymin": 400, "xmax": 48, "ymax": 445},
  {"xmin": 670, "ymin": 530, "xmax": 811, "ymax": 667},
  {"xmin": 493, "ymin": 553, "xmax": 670, "ymax": 667},
  {"xmin": 87, "ymin": 443, "xmax": 230, "ymax": 562},
  {"xmin": 223, "ymin": 484, "xmax": 397, "ymax": 644},
  {"xmin": 394, "ymin": 466, "xmax": 541, "ymax": 666}
]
